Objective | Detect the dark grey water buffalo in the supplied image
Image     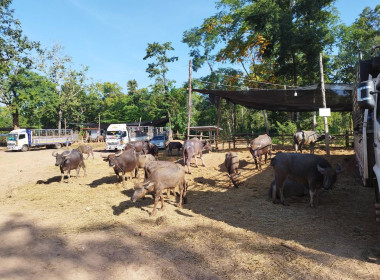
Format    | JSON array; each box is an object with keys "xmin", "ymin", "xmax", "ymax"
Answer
[
  {"xmin": 250, "ymin": 134, "xmax": 272, "ymax": 171},
  {"xmin": 125, "ymin": 141, "xmax": 149, "ymax": 154},
  {"xmin": 52, "ymin": 149, "xmax": 86, "ymax": 183},
  {"xmin": 293, "ymin": 131, "xmax": 335, "ymax": 154},
  {"xmin": 77, "ymin": 144, "xmax": 94, "ymax": 159},
  {"xmin": 269, "ymin": 179, "xmax": 307, "ymax": 199},
  {"xmin": 148, "ymin": 143, "xmax": 159, "ymax": 159},
  {"xmin": 270, "ymin": 152, "xmax": 343, "ymax": 207},
  {"xmin": 225, "ymin": 152, "xmax": 241, "ymax": 188},
  {"xmin": 182, "ymin": 138, "xmax": 212, "ymax": 174},
  {"xmin": 168, "ymin": 141, "xmax": 183, "ymax": 156},
  {"xmin": 131, "ymin": 163, "xmax": 188, "ymax": 216},
  {"xmin": 102, "ymin": 149, "xmax": 139, "ymax": 187}
]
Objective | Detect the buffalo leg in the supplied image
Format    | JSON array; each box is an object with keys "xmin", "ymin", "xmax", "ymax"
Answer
[
  {"xmin": 150, "ymin": 190, "xmax": 162, "ymax": 216},
  {"xmin": 82, "ymin": 163, "xmax": 87, "ymax": 177},
  {"xmin": 308, "ymin": 180, "xmax": 317, "ymax": 207},
  {"xmin": 194, "ymin": 155, "xmax": 199, "ymax": 167},
  {"xmin": 254, "ymin": 157, "xmax": 258, "ymax": 169},
  {"xmin": 274, "ymin": 174, "xmax": 287, "ymax": 205},
  {"xmin": 67, "ymin": 170, "xmax": 71, "ymax": 183},
  {"xmin": 200, "ymin": 154, "xmax": 206, "ymax": 167},
  {"xmin": 310, "ymin": 142, "xmax": 315, "ymax": 154}
]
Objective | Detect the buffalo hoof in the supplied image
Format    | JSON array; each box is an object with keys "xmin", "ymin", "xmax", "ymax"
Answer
[{"xmin": 281, "ymin": 202, "xmax": 290, "ymax": 206}]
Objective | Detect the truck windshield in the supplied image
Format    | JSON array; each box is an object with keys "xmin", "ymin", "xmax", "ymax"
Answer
[
  {"xmin": 107, "ymin": 131, "xmax": 126, "ymax": 137},
  {"xmin": 7, "ymin": 134, "xmax": 17, "ymax": 141}
]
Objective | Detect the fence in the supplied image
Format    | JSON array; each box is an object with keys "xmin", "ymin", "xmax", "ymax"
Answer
[
  {"xmin": 173, "ymin": 131, "xmax": 354, "ymax": 151},
  {"xmin": 220, "ymin": 131, "xmax": 354, "ymax": 150}
]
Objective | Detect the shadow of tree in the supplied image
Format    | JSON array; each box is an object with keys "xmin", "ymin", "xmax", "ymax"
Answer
[{"xmin": 0, "ymin": 214, "xmax": 224, "ymax": 280}]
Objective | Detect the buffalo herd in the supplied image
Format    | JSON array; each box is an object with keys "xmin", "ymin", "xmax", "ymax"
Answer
[{"xmin": 52, "ymin": 131, "xmax": 342, "ymax": 215}]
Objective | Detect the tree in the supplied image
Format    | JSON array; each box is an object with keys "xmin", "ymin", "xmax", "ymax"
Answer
[
  {"xmin": 332, "ymin": 5, "xmax": 380, "ymax": 83},
  {"xmin": 40, "ymin": 43, "xmax": 88, "ymax": 130},
  {"xmin": 0, "ymin": 0, "xmax": 41, "ymax": 129},
  {"xmin": 143, "ymin": 42, "xmax": 178, "ymax": 92}
]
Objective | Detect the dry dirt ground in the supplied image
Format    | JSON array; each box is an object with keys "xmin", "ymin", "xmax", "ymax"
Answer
[{"xmin": 0, "ymin": 143, "xmax": 380, "ymax": 280}]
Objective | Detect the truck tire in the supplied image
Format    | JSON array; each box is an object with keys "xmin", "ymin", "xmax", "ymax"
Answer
[
  {"xmin": 54, "ymin": 143, "xmax": 62, "ymax": 149},
  {"xmin": 21, "ymin": 145, "xmax": 28, "ymax": 152}
]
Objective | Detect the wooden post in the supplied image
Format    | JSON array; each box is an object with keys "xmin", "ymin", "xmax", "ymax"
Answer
[
  {"xmin": 216, "ymin": 96, "xmax": 221, "ymax": 151},
  {"xmin": 345, "ymin": 130, "xmax": 349, "ymax": 148},
  {"xmin": 319, "ymin": 53, "xmax": 330, "ymax": 155},
  {"xmin": 233, "ymin": 104, "xmax": 236, "ymax": 149},
  {"xmin": 187, "ymin": 60, "xmax": 192, "ymax": 140},
  {"xmin": 98, "ymin": 114, "xmax": 101, "ymax": 142}
]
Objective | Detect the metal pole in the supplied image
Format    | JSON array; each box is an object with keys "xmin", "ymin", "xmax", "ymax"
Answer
[
  {"xmin": 319, "ymin": 53, "xmax": 330, "ymax": 155},
  {"xmin": 187, "ymin": 60, "xmax": 192, "ymax": 140}
]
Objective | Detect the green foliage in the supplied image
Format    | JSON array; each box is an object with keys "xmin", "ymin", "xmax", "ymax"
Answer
[{"xmin": 332, "ymin": 5, "xmax": 380, "ymax": 83}]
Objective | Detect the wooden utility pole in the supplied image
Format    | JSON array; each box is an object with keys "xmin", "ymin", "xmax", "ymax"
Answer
[
  {"xmin": 319, "ymin": 53, "xmax": 330, "ymax": 155},
  {"xmin": 187, "ymin": 60, "xmax": 192, "ymax": 140},
  {"xmin": 98, "ymin": 114, "xmax": 101, "ymax": 141}
]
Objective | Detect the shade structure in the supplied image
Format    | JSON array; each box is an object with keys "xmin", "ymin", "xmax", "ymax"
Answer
[{"xmin": 193, "ymin": 83, "xmax": 352, "ymax": 112}]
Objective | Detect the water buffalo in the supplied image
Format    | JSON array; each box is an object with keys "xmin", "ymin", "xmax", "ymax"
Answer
[
  {"xmin": 293, "ymin": 131, "xmax": 335, "ymax": 154},
  {"xmin": 148, "ymin": 143, "xmax": 159, "ymax": 159},
  {"xmin": 77, "ymin": 144, "xmax": 94, "ymax": 159},
  {"xmin": 168, "ymin": 141, "xmax": 183, "ymax": 156},
  {"xmin": 269, "ymin": 179, "xmax": 307, "ymax": 199},
  {"xmin": 225, "ymin": 152, "xmax": 241, "ymax": 188},
  {"xmin": 182, "ymin": 138, "xmax": 212, "ymax": 174},
  {"xmin": 96, "ymin": 135, "xmax": 104, "ymax": 142},
  {"xmin": 250, "ymin": 134, "xmax": 272, "ymax": 171},
  {"xmin": 131, "ymin": 163, "xmax": 188, "ymax": 216},
  {"xmin": 125, "ymin": 141, "xmax": 149, "ymax": 154},
  {"xmin": 102, "ymin": 149, "xmax": 139, "ymax": 187},
  {"xmin": 52, "ymin": 149, "xmax": 86, "ymax": 183},
  {"xmin": 136, "ymin": 154, "xmax": 155, "ymax": 178},
  {"xmin": 270, "ymin": 152, "xmax": 343, "ymax": 207}
]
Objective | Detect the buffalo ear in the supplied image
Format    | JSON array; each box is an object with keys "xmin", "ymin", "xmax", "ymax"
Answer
[
  {"xmin": 336, "ymin": 163, "xmax": 344, "ymax": 174},
  {"xmin": 317, "ymin": 164, "xmax": 326, "ymax": 175}
]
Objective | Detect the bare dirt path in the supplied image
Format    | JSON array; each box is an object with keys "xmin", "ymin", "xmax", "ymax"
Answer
[{"xmin": 0, "ymin": 144, "xmax": 380, "ymax": 279}]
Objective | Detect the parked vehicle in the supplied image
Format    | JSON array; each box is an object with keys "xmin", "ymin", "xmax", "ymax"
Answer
[
  {"xmin": 105, "ymin": 124, "xmax": 129, "ymax": 151},
  {"xmin": 352, "ymin": 45, "xmax": 380, "ymax": 220},
  {"xmin": 7, "ymin": 129, "xmax": 73, "ymax": 152},
  {"xmin": 150, "ymin": 135, "xmax": 167, "ymax": 149}
]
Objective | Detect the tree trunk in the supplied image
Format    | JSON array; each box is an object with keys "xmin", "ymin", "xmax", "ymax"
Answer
[
  {"xmin": 12, "ymin": 107, "xmax": 19, "ymax": 130},
  {"xmin": 58, "ymin": 109, "xmax": 62, "ymax": 132},
  {"xmin": 263, "ymin": 110, "xmax": 269, "ymax": 134}
]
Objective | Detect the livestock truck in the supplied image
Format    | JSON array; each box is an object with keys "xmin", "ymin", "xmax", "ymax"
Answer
[
  {"xmin": 7, "ymin": 128, "xmax": 74, "ymax": 152},
  {"xmin": 352, "ymin": 45, "xmax": 380, "ymax": 220},
  {"xmin": 105, "ymin": 123, "xmax": 152, "ymax": 151}
]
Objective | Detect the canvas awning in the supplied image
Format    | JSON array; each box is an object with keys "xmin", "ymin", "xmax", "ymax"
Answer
[{"xmin": 193, "ymin": 83, "xmax": 353, "ymax": 112}]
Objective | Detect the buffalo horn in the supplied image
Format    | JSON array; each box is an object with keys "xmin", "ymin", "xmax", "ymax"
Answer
[
  {"xmin": 143, "ymin": 181, "xmax": 155, "ymax": 190},
  {"xmin": 52, "ymin": 151, "xmax": 58, "ymax": 157},
  {"xmin": 115, "ymin": 151, "xmax": 122, "ymax": 157},
  {"xmin": 63, "ymin": 150, "xmax": 72, "ymax": 158},
  {"xmin": 100, "ymin": 153, "xmax": 109, "ymax": 158}
]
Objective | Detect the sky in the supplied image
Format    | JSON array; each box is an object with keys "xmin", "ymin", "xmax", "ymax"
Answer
[{"xmin": 11, "ymin": 0, "xmax": 379, "ymax": 91}]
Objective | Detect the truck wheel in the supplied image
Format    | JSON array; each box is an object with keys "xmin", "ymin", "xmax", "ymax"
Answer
[
  {"xmin": 54, "ymin": 143, "xmax": 62, "ymax": 149},
  {"xmin": 21, "ymin": 145, "xmax": 28, "ymax": 152}
]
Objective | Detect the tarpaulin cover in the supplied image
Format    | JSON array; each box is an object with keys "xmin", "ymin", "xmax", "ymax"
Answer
[{"xmin": 193, "ymin": 83, "xmax": 353, "ymax": 112}]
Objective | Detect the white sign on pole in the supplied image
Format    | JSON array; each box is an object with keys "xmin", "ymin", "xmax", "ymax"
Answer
[{"xmin": 319, "ymin": 108, "xmax": 331, "ymax": 117}]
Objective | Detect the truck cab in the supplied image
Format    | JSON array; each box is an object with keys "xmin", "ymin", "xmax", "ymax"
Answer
[
  {"xmin": 7, "ymin": 129, "xmax": 29, "ymax": 152},
  {"xmin": 106, "ymin": 124, "xmax": 129, "ymax": 151}
]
